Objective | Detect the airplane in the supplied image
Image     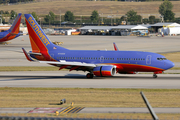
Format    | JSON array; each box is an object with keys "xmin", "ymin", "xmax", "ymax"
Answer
[
  {"xmin": 0, "ymin": 13, "xmax": 22, "ymax": 44},
  {"xmin": 22, "ymin": 14, "xmax": 174, "ymax": 78}
]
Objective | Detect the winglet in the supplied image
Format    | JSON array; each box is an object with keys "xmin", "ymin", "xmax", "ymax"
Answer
[
  {"xmin": 22, "ymin": 48, "xmax": 34, "ymax": 61},
  {"xmin": 113, "ymin": 42, "xmax": 119, "ymax": 51}
]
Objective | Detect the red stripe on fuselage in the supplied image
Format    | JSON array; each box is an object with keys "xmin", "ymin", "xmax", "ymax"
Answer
[
  {"xmin": 0, "ymin": 16, "xmax": 21, "ymax": 42},
  {"xmin": 0, "ymin": 33, "xmax": 11, "ymax": 42},
  {"xmin": 109, "ymin": 63, "xmax": 164, "ymax": 72}
]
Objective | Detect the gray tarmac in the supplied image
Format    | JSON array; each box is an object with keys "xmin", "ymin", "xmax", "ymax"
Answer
[
  {"xmin": 0, "ymin": 71, "xmax": 180, "ymax": 89},
  {"xmin": 0, "ymin": 107, "xmax": 180, "ymax": 114}
]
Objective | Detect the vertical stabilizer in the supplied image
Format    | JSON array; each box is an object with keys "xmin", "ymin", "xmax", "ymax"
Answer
[
  {"xmin": 113, "ymin": 42, "xmax": 119, "ymax": 51},
  {"xmin": 24, "ymin": 14, "xmax": 67, "ymax": 53},
  {"xmin": 9, "ymin": 13, "xmax": 22, "ymax": 34}
]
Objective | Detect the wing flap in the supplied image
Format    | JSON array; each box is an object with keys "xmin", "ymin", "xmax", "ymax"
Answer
[{"xmin": 39, "ymin": 61, "xmax": 96, "ymax": 68}]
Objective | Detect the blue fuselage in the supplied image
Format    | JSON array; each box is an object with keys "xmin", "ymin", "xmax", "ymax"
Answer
[{"xmin": 31, "ymin": 48, "xmax": 174, "ymax": 72}]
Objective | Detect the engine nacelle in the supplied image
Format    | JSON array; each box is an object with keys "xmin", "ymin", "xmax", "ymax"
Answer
[{"xmin": 93, "ymin": 66, "xmax": 116, "ymax": 77}]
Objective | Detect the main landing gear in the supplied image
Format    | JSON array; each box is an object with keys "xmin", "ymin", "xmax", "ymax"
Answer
[
  {"xmin": 153, "ymin": 74, "xmax": 157, "ymax": 78},
  {"xmin": 86, "ymin": 73, "xmax": 94, "ymax": 79}
]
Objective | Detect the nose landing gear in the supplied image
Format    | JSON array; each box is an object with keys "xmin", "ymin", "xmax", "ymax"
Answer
[
  {"xmin": 153, "ymin": 74, "xmax": 157, "ymax": 78},
  {"xmin": 153, "ymin": 71, "xmax": 163, "ymax": 78}
]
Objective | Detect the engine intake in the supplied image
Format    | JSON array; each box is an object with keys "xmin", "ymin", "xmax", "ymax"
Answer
[{"xmin": 93, "ymin": 66, "xmax": 116, "ymax": 77}]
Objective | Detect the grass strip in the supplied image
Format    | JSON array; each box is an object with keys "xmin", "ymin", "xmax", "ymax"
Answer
[
  {"xmin": 0, "ymin": 88, "xmax": 180, "ymax": 119},
  {"xmin": 0, "ymin": 113, "xmax": 180, "ymax": 120},
  {"xmin": 161, "ymin": 52, "xmax": 180, "ymax": 62},
  {"xmin": 0, "ymin": 87, "xmax": 180, "ymax": 108}
]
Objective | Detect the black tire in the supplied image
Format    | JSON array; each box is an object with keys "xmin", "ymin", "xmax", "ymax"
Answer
[
  {"xmin": 153, "ymin": 74, "xmax": 157, "ymax": 78},
  {"xmin": 86, "ymin": 73, "xmax": 94, "ymax": 79},
  {"xmin": 90, "ymin": 73, "xmax": 94, "ymax": 78}
]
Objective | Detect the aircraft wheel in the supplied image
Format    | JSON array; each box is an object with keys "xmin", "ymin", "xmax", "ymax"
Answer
[
  {"xmin": 153, "ymin": 74, "xmax": 157, "ymax": 78},
  {"xmin": 86, "ymin": 73, "xmax": 94, "ymax": 79}
]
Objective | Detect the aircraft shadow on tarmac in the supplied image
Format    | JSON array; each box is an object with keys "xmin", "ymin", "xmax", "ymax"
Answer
[{"xmin": 0, "ymin": 74, "xmax": 180, "ymax": 81}]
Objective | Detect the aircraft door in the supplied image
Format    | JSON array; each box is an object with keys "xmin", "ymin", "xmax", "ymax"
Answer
[
  {"xmin": 100, "ymin": 56, "xmax": 104, "ymax": 63},
  {"xmin": 146, "ymin": 55, "xmax": 151, "ymax": 65}
]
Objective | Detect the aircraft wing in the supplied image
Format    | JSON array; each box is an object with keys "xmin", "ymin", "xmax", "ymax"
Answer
[{"xmin": 39, "ymin": 61, "xmax": 96, "ymax": 71}]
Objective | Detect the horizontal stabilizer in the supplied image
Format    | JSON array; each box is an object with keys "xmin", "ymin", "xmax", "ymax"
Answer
[
  {"xmin": 28, "ymin": 52, "xmax": 42, "ymax": 56},
  {"xmin": 9, "ymin": 32, "xmax": 19, "ymax": 35},
  {"xmin": 22, "ymin": 48, "xmax": 34, "ymax": 61}
]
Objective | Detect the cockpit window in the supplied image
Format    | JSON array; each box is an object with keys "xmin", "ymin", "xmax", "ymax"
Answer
[{"xmin": 157, "ymin": 58, "xmax": 167, "ymax": 60}]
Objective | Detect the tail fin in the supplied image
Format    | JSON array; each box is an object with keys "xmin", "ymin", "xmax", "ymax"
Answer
[
  {"xmin": 9, "ymin": 13, "xmax": 22, "ymax": 34},
  {"xmin": 24, "ymin": 14, "xmax": 67, "ymax": 53},
  {"xmin": 113, "ymin": 42, "xmax": 119, "ymax": 51}
]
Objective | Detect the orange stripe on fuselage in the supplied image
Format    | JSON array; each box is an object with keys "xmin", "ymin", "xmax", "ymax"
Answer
[
  {"xmin": 0, "ymin": 33, "xmax": 10, "ymax": 42},
  {"xmin": 7, "ymin": 35, "xmax": 16, "ymax": 40}
]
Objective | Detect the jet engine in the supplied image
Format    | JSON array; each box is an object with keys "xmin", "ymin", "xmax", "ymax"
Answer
[{"xmin": 93, "ymin": 66, "xmax": 116, "ymax": 77}]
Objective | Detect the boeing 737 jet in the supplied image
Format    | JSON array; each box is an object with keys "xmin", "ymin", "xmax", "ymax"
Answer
[
  {"xmin": 0, "ymin": 13, "xmax": 22, "ymax": 43},
  {"xmin": 22, "ymin": 14, "xmax": 174, "ymax": 78}
]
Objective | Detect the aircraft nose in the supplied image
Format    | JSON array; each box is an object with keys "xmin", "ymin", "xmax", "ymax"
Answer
[{"xmin": 166, "ymin": 60, "xmax": 174, "ymax": 70}]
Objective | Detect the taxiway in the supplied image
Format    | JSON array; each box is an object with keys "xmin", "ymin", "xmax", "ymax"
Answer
[{"xmin": 0, "ymin": 71, "xmax": 179, "ymax": 89}]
